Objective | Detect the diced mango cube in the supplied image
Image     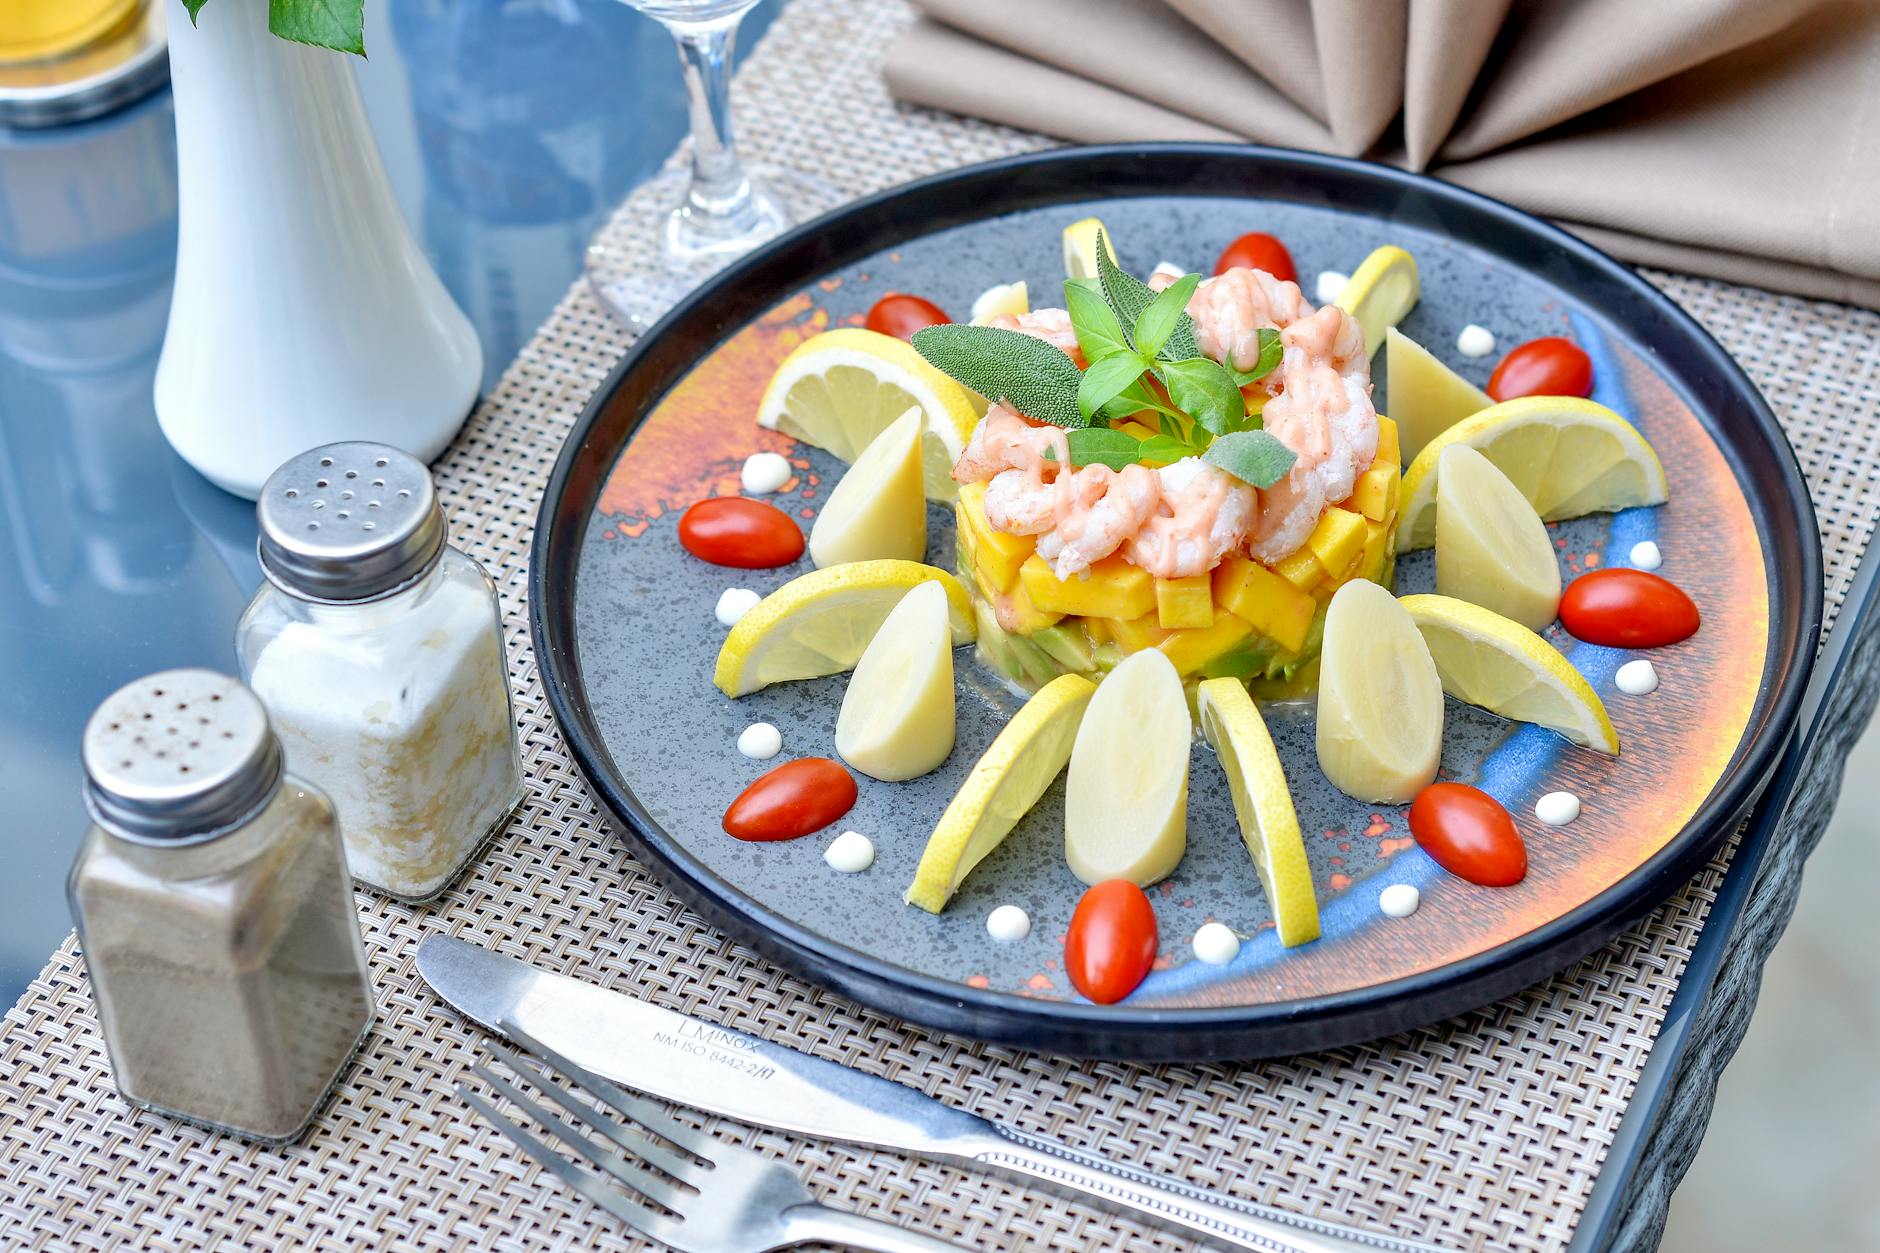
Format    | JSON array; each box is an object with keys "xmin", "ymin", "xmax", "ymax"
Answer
[
  {"xmin": 1155, "ymin": 574, "xmax": 1214, "ymax": 630},
  {"xmin": 1084, "ymin": 616, "xmax": 1112, "ymax": 644},
  {"xmin": 957, "ymin": 481, "xmax": 1034, "ymax": 592},
  {"xmin": 1375, "ymin": 414, "xmax": 1400, "ymax": 467},
  {"xmin": 988, "ymin": 574, "xmax": 1062, "ymax": 634},
  {"xmin": 1305, "ymin": 507, "xmax": 1366, "ymax": 580},
  {"xmin": 1106, "ymin": 611, "xmax": 1170, "ymax": 654},
  {"xmin": 1158, "ymin": 612, "xmax": 1254, "ymax": 675},
  {"xmin": 1359, "ymin": 517, "xmax": 1391, "ymax": 584},
  {"xmin": 1019, "ymin": 553, "xmax": 1155, "ymax": 620},
  {"xmin": 1117, "ymin": 420, "xmax": 1160, "ymax": 442},
  {"xmin": 1213, "ymin": 555, "xmax": 1317, "ymax": 654},
  {"xmin": 1272, "ymin": 546, "xmax": 1322, "ymax": 591},
  {"xmin": 1352, "ymin": 464, "xmax": 1398, "ymax": 522}
]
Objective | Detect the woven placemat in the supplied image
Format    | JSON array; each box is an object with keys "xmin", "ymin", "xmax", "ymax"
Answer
[{"xmin": 5, "ymin": 2, "xmax": 1877, "ymax": 1250}]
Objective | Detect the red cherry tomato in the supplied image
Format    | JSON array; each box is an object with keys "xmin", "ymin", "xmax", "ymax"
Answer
[
  {"xmin": 1558, "ymin": 568, "xmax": 1700, "ymax": 648},
  {"xmin": 1409, "ymin": 783, "xmax": 1528, "ymax": 887},
  {"xmin": 1064, "ymin": 880, "xmax": 1158, "ymax": 1004},
  {"xmin": 865, "ymin": 293, "xmax": 950, "ymax": 341},
  {"xmin": 1213, "ymin": 232, "xmax": 1298, "ymax": 284},
  {"xmin": 722, "ymin": 759, "xmax": 857, "ymax": 842},
  {"xmin": 1486, "ymin": 336, "xmax": 1593, "ymax": 401},
  {"xmin": 678, "ymin": 496, "xmax": 804, "ymax": 568}
]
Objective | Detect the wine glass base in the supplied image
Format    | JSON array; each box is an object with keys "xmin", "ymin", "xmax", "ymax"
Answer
[{"xmin": 586, "ymin": 163, "xmax": 843, "ymax": 333}]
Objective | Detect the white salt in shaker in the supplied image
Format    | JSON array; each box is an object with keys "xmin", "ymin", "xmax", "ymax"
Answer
[{"xmin": 236, "ymin": 443, "xmax": 524, "ymax": 902}]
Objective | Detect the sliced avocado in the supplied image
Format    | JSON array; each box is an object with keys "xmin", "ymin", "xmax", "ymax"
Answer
[{"xmin": 1030, "ymin": 623, "xmax": 1095, "ymax": 672}]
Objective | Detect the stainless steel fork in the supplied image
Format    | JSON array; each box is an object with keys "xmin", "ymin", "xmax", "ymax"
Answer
[{"xmin": 460, "ymin": 1026, "xmax": 962, "ymax": 1253}]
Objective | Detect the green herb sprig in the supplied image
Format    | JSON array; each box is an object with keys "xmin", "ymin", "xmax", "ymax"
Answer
[
  {"xmin": 183, "ymin": 0, "xmax": 367, "ymax": 56},
  {"xmin": 911, "ymin": 231, "xmax": 1296, "ymax": 490}
]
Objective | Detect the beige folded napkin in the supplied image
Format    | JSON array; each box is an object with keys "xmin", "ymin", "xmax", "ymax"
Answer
[{"xmin": 885, "ymin": 0, "xmax": 1880, "ymax": 308}]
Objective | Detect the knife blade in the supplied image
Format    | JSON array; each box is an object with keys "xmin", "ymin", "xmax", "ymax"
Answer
[{"xmin": 418, "ymin": 935, "xmax": 1442, "ymax": 1253}]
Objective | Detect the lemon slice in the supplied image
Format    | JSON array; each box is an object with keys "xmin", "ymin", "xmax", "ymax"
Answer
[
  {"xmin": 1062, "ymin": 216, "xmax": 1119, "ymax": 281},
  {"xmin": 1400, "ymin": 593, "xmax": 1619, "ymax": 754},
  {"xmin": 836, "ymin": 581, "xmax": 955, "ymax": 781},
  {"xmin": 1316, "ymin": 580, "xmax": 1443, "ymax": 804},
  {"xmin": 1396, "ymin": 395, "xmax": 1670, "ymax": 551},
  {"xmin": 1333, "ymin": 245, "xmax": 1419, "ymax": 359},
  {"xmin": 906, "ymin": 674, "xmax": 1097, "ymax": 913},
  {"xmin": 1064, "ymin": 649, "xmax": 1190, "ymax": 887},
  {"xmin": 1385, "ymin": 326, "xmax": 1491, "ymax": 462},
  {"xmin": 809, "ymin": 406, "xmax": 927, "ymax": 568},
  {"xmin": 714, "ymin": 561, "xmax": 974, "ymax": 697},
  {"xmin": 970, "ymin": 280, "xmax": 1030, "ymax": 324},
  {"xmin": 1435, "ymin": 444, "xmax": 1562, "ymax": 631},
  {"xmin": 756, "ymin": 328, "xmax": 979, "ymax": 502},
  {"xmin": 1197, "ymin": 678, "xmax": 1319, "ymax": 947}
]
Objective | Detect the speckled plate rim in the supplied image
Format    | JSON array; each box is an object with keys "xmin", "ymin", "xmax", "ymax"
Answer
[{"xmin": 531, "ymin": 143, "xmax": 1822, "ymax": 1060}]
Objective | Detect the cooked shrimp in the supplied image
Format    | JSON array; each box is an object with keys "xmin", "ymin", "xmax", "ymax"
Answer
[
  {"xmin": 1036, "ymin": 463, "xmax": 1162, "ymax": 578},
  {"xmin": 1186, "ymin": 267, "xmax": 1315, "ymax": 374},
  {"xmin": 1124, "ymin": 458, "xmax": 1257, "ymax": 580},
  {"xmin": 985, "ymin": 307, "xmax": 1086, "ymax": 368},
  {"xmin": 953, "ymin": 402, "xmax": 1068, "ymax": 483},
  {"xmin": 983, "ymin": 467, "xmax": 1058, "ymax": 535}
]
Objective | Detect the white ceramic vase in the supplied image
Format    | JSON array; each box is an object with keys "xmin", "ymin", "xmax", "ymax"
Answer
[{"xmin": 154, "ymin": 0, "xmax": 482, "ymax": 500}]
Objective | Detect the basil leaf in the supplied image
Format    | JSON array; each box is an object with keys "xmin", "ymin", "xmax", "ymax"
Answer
[
  {"xmin": 913, "ymin": 324, "xmax": 1085, "ymax": 428},
  {"xmin": 269, "ymin": 0, "xmax": 366, "ymax": 54},
  {"xmin": 1132, "ymin": 273, "xmax": 1200, "ymax": 360},
  {"xmin": 1043, "ymin": 427, "xmax": 1147, "ymax": 472},
  {"xmin": 1064, "ymin": 277, "xmax": 1131, "ymax": 364},
  {"xmin": 1095, "ymin": 233, "xmax": 1202, "ymax": 360},
  {"xmin": 1077, "ymin": 353, "xmax": 1150, "ymax": 420},
  {"xmin": 1203, "ymin": 430, "xmax": 1298, "ymax": 490},
  {"xmin": 1157, "ymin": 358, "xmax": 1245, "ymax": 437},
  {"xmin": 1136, "ymin": 434, "xmax": 1193, "ymax": 464},
  {"xmin": 1098, "ymin": 377, "xmax": 1168, "ymax": 423},
  {"xmin": 1227, "ymin": 327, "xmax": 1283, "ymax": 385}
]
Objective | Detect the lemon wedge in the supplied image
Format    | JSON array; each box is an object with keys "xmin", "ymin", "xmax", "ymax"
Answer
[
  {"xmin": 1316, "ymin": 580, "xmax": 1443, "ymax": 804},
  {"xmin": 713, "ymin": 561, "xmax": 974, "ymax": 697},
  {"xmin": 1197, "ymin": 678, "xmax": 1319, "ymax": 947},
  {"xmin": 906, "ymin": 674, "xmax": 1097, "ymax": 913},
  {"xmin": 1385, "ymin": 327, "xmax": 1491, "ymax": 462},
  {"xmin": 1333, "ymin": 245, "xmax": 1419, "ymax": 359},
  {"xmin": 756, "ymin": 328, "xmax": 979, "ymax": 502},
  {"xmin": 1400, "ymin": 594, "xmax": 1619, "ymax": 754},
  {"xmin": 836, "ymin": 581, "xmax": 955, "ymax": 781},
  {"xmin": 1397, "ymin": 395, "xmax": 1669, "ymax": 550},
  {"xmin": 1061, "ymin": 216, "xmax": 1119, "ymax": 281},
  {"xmin": 1064, "ymin": 649, "xmax": 1190, "ymax": 887},
  {"xmin": 1436, "ymin": 444, "xmax": 1562, "ymax": 631},
  {"xmin": 808, "ymin": 406, "xmax": 927, "ymax": 568},
  {"xmin": 970, "ymin": 280, "xmax": 1030, "ymax": 324}
]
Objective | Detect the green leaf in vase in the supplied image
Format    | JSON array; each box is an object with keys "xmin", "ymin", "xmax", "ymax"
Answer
[
  {"xmin": 1202, "ymin": 430, "xmax": 1298, "ymax": 490},
  {"xmin": 912, "ymin": 324, "xmax": 1086, "ymax": 428},
  {"xmin": 269, "ymin": 0, "xmax": 367, "ymax": 55}
]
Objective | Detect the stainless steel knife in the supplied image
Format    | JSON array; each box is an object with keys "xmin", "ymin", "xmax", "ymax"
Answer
[{"xmin": 417, "ymin": 935, "xmax": 1443, "ymax": 1253}]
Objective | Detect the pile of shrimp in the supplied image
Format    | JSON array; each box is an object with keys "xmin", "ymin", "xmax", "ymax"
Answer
[{"xmin": 954, "ymin": 283, "xmax": 1378, "ymax": 581}]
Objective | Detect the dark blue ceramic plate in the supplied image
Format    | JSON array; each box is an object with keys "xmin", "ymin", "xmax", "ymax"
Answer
[{"xmin": 532, "ymin": 145, "xmax": 1819, "ymax": 1060}]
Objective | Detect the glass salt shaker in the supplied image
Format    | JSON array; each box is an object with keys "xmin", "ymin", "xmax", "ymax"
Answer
[
  {"xmin": 236, "ymin": 443, "xmax": 524, "ymax": 902},
  {"xmin": 67, "ymin": 669, "xmax": 374, "ymax": 1143}
]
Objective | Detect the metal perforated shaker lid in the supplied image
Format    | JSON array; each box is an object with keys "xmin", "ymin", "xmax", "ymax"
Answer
[
  {"xmin": 82, "ymin": 670, "xmax": 284, "ymax": 845},
  {"xmin": 256, "ymin": 443, "xmax": 447, "ymax": 602}
]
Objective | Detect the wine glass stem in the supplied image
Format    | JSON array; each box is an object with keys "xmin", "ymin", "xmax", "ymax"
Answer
[{"xmin": 667, "ymin": 11, "xmax": 756, "ymax": 228}]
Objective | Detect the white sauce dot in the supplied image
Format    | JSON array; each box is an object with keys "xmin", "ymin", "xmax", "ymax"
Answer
[
  {"xmin": 823, "ymin": 830, "xmax": 874, "ymax": 873},
  {"xmin": 1629, "ymin": 540, "xmax": 1664, "ymax": 570},
  {"xmin": 985, "ymin": 905, "xmax": 1031, "ymax": 943},
  {"xmin": 1456, "ymin": 324, "xmax": 1497, "ymax": 358},
  {"xmin": 1535, "ymin": 790, "xmax": 1582, "ymax": 826},
  {"xmin": 739, "ymin": 453, "xmax": 793, "ymax": 495},
  {"xmin": 1616, "ymin": 659, "xmax": 1660, "ymax": 695},
  {"xmin": 1379, "ymin": 884, "xmax": 1421, "ymax": 918},
  {"xmin": 736, "ymin": 722, "xmax": 782, "ymax": 760},
  {"xmin": 1315, "ymin": 270, "xmax": 1349, "ymax": 303},
  {"xmin": 715, "ymin": 587, "xmax": 762, "ymax": 626},
  {"xmin": 1191, "ymin": 922, "xmax": 1241, "ymax": 966}
]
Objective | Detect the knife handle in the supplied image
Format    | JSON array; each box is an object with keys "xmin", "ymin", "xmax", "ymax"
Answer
[{"xmin": 961, "ymin": 1125, "xmax": 1445, "ymax": 1253}]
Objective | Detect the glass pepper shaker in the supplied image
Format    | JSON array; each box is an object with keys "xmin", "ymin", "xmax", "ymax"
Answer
[
  {"xmin": 236, "ymin": 442, "xmax": 524, "ymax": 902},
  {"xmin": 67, "ymin": 668, "xmax": 374, "ymax": 1143}
]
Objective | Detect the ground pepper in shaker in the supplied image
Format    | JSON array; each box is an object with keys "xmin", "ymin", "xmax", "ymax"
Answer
[
  {"xmin": 237, "ymin": 443, "xmax": 524, "ymax": 902},
  {"xmin": 67, "ymin": 669, "xmax": 374, "ymax": 1143}
]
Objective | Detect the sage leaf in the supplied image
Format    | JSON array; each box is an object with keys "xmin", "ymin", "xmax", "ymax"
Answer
[
  {"xmin": 1077, "ymin": 352, "xmax": 1149, "ymax": 420},
  {"xmin": 913, "ymin": 324, "xmax": 1085, "ymax": 428},
  {"xmin": 1227, "ymin": 327, "xmax": 1283, "ymax": 385},
  {"xmin": 1203, "ymin": 430, "xmax": 1298, "ymax": 489},
  {"xmin": 1095, "ymin": 230, "xmax": 1201, "ymax": 360},
  {"xmin": 1044, "ymin": 427, "xmax": 1147, "ymax": 471},
  {"xmin": 269, "ymin": 0, "xmax": 367, "ymax": 55},
  {"xmin": 1064, "ymin": 277, "xmax": 1131, "ymax": 364},
  {"xmin": 1133, "ymin": 273, "xmax": 1200, "ymax": 360},
  {"xmin": 1158, "ymin": 357, "xmax": 1245, "ymax": 437}
]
